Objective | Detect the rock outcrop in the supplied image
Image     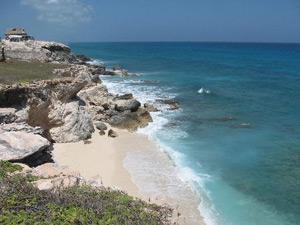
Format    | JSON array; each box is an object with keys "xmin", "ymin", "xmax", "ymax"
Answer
[
  {"xmin": 0, "ymin": 62, "xmax": 153, "ymax": 142},
  {"xmin": 0, "ymin": 77, "xmax": 95, "ymax": 143},
  {"xmin": 2, "ymin": 40, "xmax": 81, "ymax": 64},
  {"xmin": 49, "ymin": 101, "xmax": 94, "ymax": 143},
  {"xmin": 0, "ymin": 131, "xmax": 50, "ymax": 162},
  {"xmin": 0, "ymin": 40, "xmax": 154, "ymax": 169}
]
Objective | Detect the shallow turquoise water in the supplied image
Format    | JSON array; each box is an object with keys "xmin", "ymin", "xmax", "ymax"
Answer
[{"xmin": 70, "ymin": 42, "xmax": 300, "ymax": 225}]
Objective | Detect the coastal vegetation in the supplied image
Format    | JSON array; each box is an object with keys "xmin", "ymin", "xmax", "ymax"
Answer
[{"xmin": 0, "ymin": 161, "xmax": 172, "ymax": 225}]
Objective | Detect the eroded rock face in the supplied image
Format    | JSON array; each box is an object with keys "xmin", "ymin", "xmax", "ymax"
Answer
[
  {"xmin": 53, "ymin": 64, "xmax": 105, "ymax": 84},
  {"xmin": 0, "ymin": 131, "xmax": 50, "ymax": 161},
  {"xmin": 0, "ymin": 122, "xmax": 43, "ymax": 135},
  {"xmin": 0, "ymin": 78, "xmax": 95, "ymax": 143},
  {"xmin": 0, "ymin": 108, "xmax": 17, "ymax": 124},
  {"xmin": 2, "ymin": 40, "xmax": 79, "ymax": 63},
  {"xmin": 0, "ymin": 55, "xmax": 153, "ymax": 143},
  {"xmin": 49, "ymin": 101, "xmax": 94, "ymax": 143}
]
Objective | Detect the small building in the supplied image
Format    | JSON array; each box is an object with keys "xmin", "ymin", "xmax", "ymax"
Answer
[{"xmin": 4, "ymin": 28, "xmax": 34, "ymax": 42}]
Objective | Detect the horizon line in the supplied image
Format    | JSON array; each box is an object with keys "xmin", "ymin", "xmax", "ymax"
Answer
[{"xmin": 66, "ymin": 40, "xmax": 300, "ymax": 45}]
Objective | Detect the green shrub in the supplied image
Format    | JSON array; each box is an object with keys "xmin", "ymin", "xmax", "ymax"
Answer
[{"xmin": 0, "ymin": 161, "xmax": 172, "ymax": 225}]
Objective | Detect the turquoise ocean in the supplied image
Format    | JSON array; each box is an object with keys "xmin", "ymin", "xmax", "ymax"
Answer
[{"xmin": 70, "ymin": 42, "xmax": 300, "ymax": 225}]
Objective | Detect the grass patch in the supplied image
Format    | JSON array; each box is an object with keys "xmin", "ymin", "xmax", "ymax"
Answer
[
  {"xmin": 0, "ymin": 161, "xmax": 22, "ymax": 180},
  {"xmin": 0, "ymin": 161, "xmax": 172, "ymax": 224},
  {"xmin": 0, "ymin": 59, "xmax": 66, "ymax": 84}
]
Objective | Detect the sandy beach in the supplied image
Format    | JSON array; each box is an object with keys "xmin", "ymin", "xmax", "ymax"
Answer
[{"xmin": 53, "ymin": 125, "xmax": 204, "ymax": 225}]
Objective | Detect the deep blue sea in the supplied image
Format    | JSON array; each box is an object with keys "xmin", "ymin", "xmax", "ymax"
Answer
[{"xmin": 70, "ymin": 42, "xmax": 300, "ymax": 225}]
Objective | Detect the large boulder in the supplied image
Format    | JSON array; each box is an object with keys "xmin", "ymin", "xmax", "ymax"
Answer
[
  {"xmin": 109, "ymin": 108, "xmax": 152, "ymax": 131},
  {"xmin": 114, "ymin": 99, "xmax": 141, "ymax": 112},
  {"xmin": 49, "ymin": 101, "xmax": 94, "ymax": 143},
  {"xmin": 0, "ymin": 131, "xmax": 50, "ymax": 161}
]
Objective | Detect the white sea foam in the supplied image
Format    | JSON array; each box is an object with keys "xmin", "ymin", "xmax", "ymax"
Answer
[
  {"xmin": 87, "ymin": 59, "xmax": 105, "ymax": 66},
  {"xmin": 198, "ymin": 87, "xmax": 211, "ymax": 94}
]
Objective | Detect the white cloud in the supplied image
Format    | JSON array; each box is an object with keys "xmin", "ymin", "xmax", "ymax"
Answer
[{"xmin": 21, "ymin": 0, "xmax": 93, "ymax": 25}]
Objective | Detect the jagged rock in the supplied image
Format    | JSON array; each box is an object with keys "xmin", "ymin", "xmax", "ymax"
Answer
[
  {"xmin": 108, "ymin": 129, "xmax": 118, "ymax": 138},
  {"xmin": 0, "ymin": 122, "xmax": 44, "ymax": 135},
  {"xmin": 76, "ymin": 54, "xmax": 91, "ymax": 63},
  {"xmin": 95, "ymin": 122, "xmax": 107, "ymax": 131},
  {"xmin": 14, "ymin": 107, "xmax": 29, "ymax": 122},
  {"xmin": 0, "ymin": 131, "xmax": 50, "ymax": 161},
  {"xmin": 49, "ymin": 101, "xmax": 94, "ymax": 143},
  {"xmin": 0, "ymin": 108, "xmax": 17, "ymax": 124},
  {"xmin": 55, "ymin": 80, "xmax": 87, "ymax": 103},
  {"xmin": 114, "ymin": 99, "xmax": 141, "ymax": 112},
  {"xmin": 2, "ymin": 40, "xmax": 78, "ymax": 63},
  {"xmin": 53, "ymin": 65, "xmax": 104, "ymax": 84},
  {"xmin": 104, "ymin": 65, "xmax": 129, "ymax": 76},
  {"xmin": 156, "ymin": 99, "xmax": 180, "ymax": 110},
  {"xmin": 0, "ymin": 78, "xmax": 95, "ymax": 143},
  {"xmin": 116, "ymin": 93, "xmax": 133, "ymax": 100},
  {"xmin": 109, "ymin": 108, "xmax": 152, "ymax": 131},
  {"xmin": 78, "ymin": 85, "xmax": 109, "ymax": 106},
  {"xmin": 144, "ymin": 103, "xmax": 159, "ymax": 112}
]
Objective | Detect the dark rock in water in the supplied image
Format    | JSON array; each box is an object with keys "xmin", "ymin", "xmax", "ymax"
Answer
[
  {"xmin": 89, "ymin": 65, "xmax": 106, "ymax": 75},
  {"xmin": 99, "ymin": 130, "xmax": 106, "ymax": 136},
  {"xmin": 156, "ymin": 99, "xmax": 180, "ymax": 110},
  {"xmin": 104, "ymin": 65, "xmax": 129, "ymax": 76},
  {"xmin": 114, "ymin": 99, "xmax": 141, "ymax": 112},
  {"xmin": 95, "ymin": 122, "xmax": 107, "ymax": 131},
  {"xmin": 112, "ymin": 65, "xmax": 123, "ymax": 71},
  {"xmin": 109, "ymin": 108, "xmax": 152, "ymax": 131},
  {"xmin": 108, "ymin": 129, "xmax": 117, "ymax": 138},
  {"xmin": 144, "ymin": 103, "xmax": 159, "ymax": 112},
  {"xmin": 116, "ymin": 93, "xmax": 133, "ymax": 100},
  {"xmin": 76, "ymin": 54, "xmax": 91, "ymax": 62},
  {"xmin": 165, "ymin": 122, "xmax": 178, "ymax": 128}
]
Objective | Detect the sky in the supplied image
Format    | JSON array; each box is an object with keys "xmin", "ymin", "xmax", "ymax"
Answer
[{"xmin": 0, "ymin": 0, "xmax": 300, "ymax": 43}]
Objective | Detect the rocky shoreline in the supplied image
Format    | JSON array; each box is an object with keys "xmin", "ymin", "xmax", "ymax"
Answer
[
  {"xmin": 0, "ymin": 40, "xmax": 155, "ymax": 169},
  {"xmin": 0, "ymin": 39, "xmax": 204, "ymax": 225}
]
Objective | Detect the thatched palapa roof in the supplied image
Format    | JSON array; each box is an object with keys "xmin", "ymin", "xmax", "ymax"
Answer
[{"xmin": 5, "ymin": 28, "xmax": 27, "ymax": 36}]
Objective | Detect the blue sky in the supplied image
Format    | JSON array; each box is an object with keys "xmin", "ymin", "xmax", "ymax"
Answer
[{"xmin": 0, "ymin": 0, "xmax": 299, "ymax": 43}]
